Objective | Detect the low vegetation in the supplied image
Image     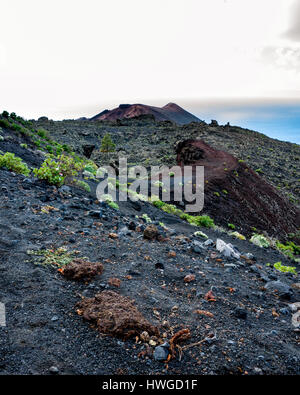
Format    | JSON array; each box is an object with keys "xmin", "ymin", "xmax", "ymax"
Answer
[
  {"xmin": 276, "ymin": 241, "xmax": 300, "ymax": 261},
  {"xmin": 27, "ymin": 247, "xmax": 83, "ymax": 269},
  {"xmin": 152, "ymin": 199, "xmax": 215, "ymax": 228},
  {"xmin": 0, "ymin": 152, "xmax": 30, "ymax": 176},
  {"xmin": 273, "ymin": 261, "xmax": 297, "ymax": 276},
  {"xmin": 250, "ymin": 234, "xmax": 270, "ymax": 248},
  {"xmin": 33, "ymin": 154, "xmax": 83, "ymax": 186}
]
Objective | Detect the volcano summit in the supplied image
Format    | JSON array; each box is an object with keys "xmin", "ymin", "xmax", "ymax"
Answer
[{"xmin": 90, "ymin": 103, "xmax": 200, "ymax": 124}]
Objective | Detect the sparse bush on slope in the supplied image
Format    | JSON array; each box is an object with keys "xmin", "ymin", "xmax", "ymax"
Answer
[
  {"xmin": 0, "ymin": 152, "xmax": 30, "ymax": 176},
  {"xmin": 33, "ymin": 154, "xmax": 83, "ymax": 187}
]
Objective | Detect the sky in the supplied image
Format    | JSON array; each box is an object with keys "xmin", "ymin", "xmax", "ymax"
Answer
[{"xmin": 0, "ymin": 0, "xmax": 299, "ymax": 143}]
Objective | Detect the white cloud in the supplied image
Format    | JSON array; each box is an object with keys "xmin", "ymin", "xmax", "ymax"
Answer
[
  {"xmin": 261, "ymin": 45, "xmax": 300, "ymax": 71},
  {"xmin": 284, "ymin": 0, "xmax": 300, "ymax": 41},
  {"xmin": 0, "ymin": 43, "xmax": 7, "ymax": 68},
  {"xmin": 0, "ymin": 0, "xmax": 299, "ymax": 119}
]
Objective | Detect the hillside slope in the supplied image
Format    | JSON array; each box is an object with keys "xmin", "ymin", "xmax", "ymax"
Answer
[
  {"xmin": 34, "ymin": 117, "xmax": 300, "ymax": 210},
  {"xmin": 0, "ymin": 115, "xmax": 299, "ymax": 375},
  {"xmin": 176, "ymin": 139, "xmax": 300, "ymax": 241}
]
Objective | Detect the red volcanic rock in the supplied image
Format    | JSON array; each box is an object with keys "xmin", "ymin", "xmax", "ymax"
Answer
[
  {"xmin": 90, "ymin": 103, "xmax": 200, "ymax": 125},
  {"xmin": 176, "ymin": 139, "xmax": 300, "ymax": 242}
]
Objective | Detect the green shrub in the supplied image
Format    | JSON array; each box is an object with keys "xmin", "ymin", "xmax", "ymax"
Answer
[
  {"xmin": 152, "ymin": 199, "xmax": 166, "ymax": 209},
  {"xmin": 100, "ymin": 133, "xmax": 116, "ymax": 155},
  {"xmin": 1, "ymin": 111, "xmax": 9, "ymax": 118},
  {"xmin": 10, "ymin": 123, "xmax": 22, "ymax": 133},
  {"xmin": 84, "ymin": 164, "xmax": 97, "ymax": 175},
  {"xmin": 179, "ymin": 212, "xmax": 190, "ymax": 221},
  {"xmin": 276, "ymin": 241, "xmax": 300, "ymax": 260},
  {"xmin": 0, "ymin": 119, "xmax": 10, "ymax": 129},
  {"xmin": 45, "ymin": 145, "xmax": 54, "ymax": 154},
  {"xmin": 56, "ymin": 145, "xmax": 63, "ymax": 155},
  {"xmin": 99, "ymin": 194, "xmax": 119, "ymax": 210},
  {"xmin": 229, "ymin": 231, "xmax": 246, "ymax": 240},
  {"xmin": 0, "ymin": 152, "xmax": 30, "ymax": 175},
  {"xmin": 161, "ymin": 204, "xmax": 182, "ymax": 216},
  {"xmin": 228, "ymin": 223, "xmax": 235, "ymax": 230},
  {"xmin": 33, "ymin": 154, "xmax": 83, "ymax": 186},
  {"xmin": 20, "ymin": 143, "xmax": 28, "ymax": 149},
  {"xmin": 74, "ymin": 179, "xmax": 91, "ymax": 192},
  {"xmin": 273, "ymin": 261, "xmax": 297, "ymax": 276},
  {"xmin": 62, "ymin": 144, "xmax": 72, "ymax": 153},
  {"xmin": 37, "ymin": 128, "xmax": 47, "ymax": 138},
  {"xmin": 142, "ymin": 213, "xmax": 152, "ymax": 223},
  {"xmin": 148, "ymin": 196, "xmax": 215, "ymax": 229},
  {"xmin": 250, "ymin": 234, "xmax": 270, "ymax": 248},
  {"xmin": 33, "ymin": 139, "xmax": 42, "ymax": 148},
  {"xmin": 188, "ymin": 215, "xmax": 215, "ymax": 228},
  {"xmin": 108, "ymin": 201, "xmax": 119, "ymax": 210},
  {"xmin": 194, "ymin": 231, "xmax": 208, "ymax": 239}
]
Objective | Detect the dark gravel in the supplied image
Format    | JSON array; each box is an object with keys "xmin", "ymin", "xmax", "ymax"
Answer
[{"xmin": 0, "ymin": 168, "xmax": 299, "ymax": 375}]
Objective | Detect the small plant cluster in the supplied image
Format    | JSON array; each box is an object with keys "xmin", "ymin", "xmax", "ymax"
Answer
[
  {"xmin": 33, "ymin": 154, "xmax": 83, "ymax": 186},
  {"xmin": 107, "ymin": 201, "xmax": 119, "ymax": 210},
  {"xmin": 273, "ymin": 261, "xmax": 297, "ymax": 276},
  {"xmin": 250, "ymin": 233, "xmax": 270, "ymax": 248},
  {"xmin": 100, "ymin": 133, "xmax": 116, "ymax": 161},
  {"xmin": 276, "ymin": 241, "xmax": 300, "ymax": 261},
  {"xmin": 74, "ymin": 179, "xmax": 91, "ymax": 193},
  {"xmin": 194, "ymin": 231, "xmax": 208, "ymax": 239},
  {"xmin": 229, "ymin": 231, "xmax": 246, "ymax": 240},
  {"xmin": 0, "ymin": 152, "xmax": 30, "ymax": 175},
  {"xmin": 84, "ymin": 163, "xmax": 98, "ymax": 177},
  {"xmin": 151, "ymin": 199, "xmax": 215, "ymax": 228},
  {"xmin": 98, "ymin": 193, "xmax": 119, "ymax": 210},
  {"xmin": 28, "ymin": 247, "xmax": 84, "ymax": 268},
  {"xmin": 33, "ymin": 135, "xmax": 72, "ymax": 156},
  {"xmin": 141, "ymin": 213, "xmax": 152, "ymax": 223}
]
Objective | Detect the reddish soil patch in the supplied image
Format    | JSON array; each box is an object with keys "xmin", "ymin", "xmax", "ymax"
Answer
[
  {"xmin": 176, "ymin": 139, "xmax": 300, "ymax": 242},
  {"xmin": 77, "ymin": 291, "xmax": 159, "ymax": 340},
  {"xmin": 62, "ymin": 259, "xmax": 103, "ymax": 281}
]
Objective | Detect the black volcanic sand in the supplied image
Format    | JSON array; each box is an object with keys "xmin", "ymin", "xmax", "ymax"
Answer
[{"xmin": 0, "ymin": 169, "xmax": 299, "ymax": 375}]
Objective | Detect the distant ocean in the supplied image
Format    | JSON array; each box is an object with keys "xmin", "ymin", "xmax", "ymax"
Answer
[{"xmin": 193, "ymin": 102, "xmax": 300, "ymax": 145}]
